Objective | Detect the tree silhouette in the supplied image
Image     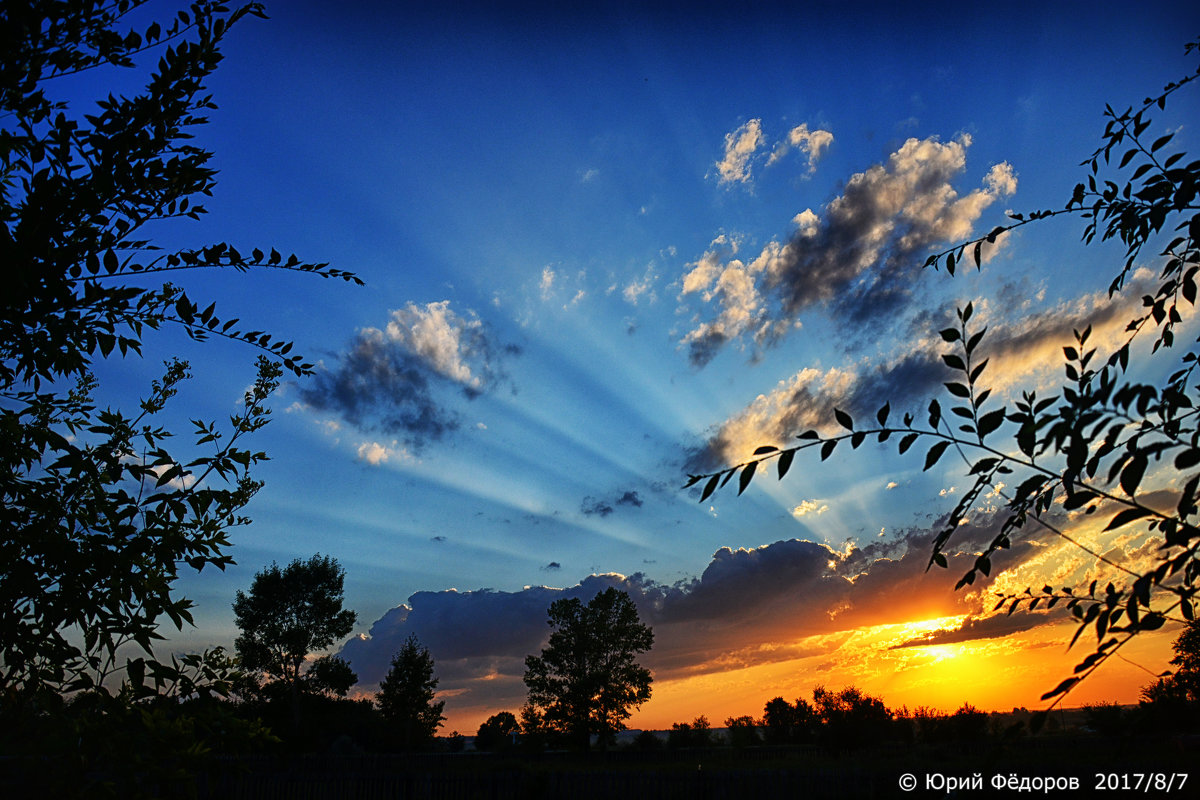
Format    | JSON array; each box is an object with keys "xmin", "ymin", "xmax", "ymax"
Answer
[
  {"xmin": 1, "ymin": 1, "xmax": 359, "ymax": 793},
  {"xmin": 376, "ymin": 633, "xmax": 446, "ymax": 750},
  {"xmin": 524, "ymin": 587, "xmax": 654, "ymax": 751},
  {"xmin": 1138, "ymin": 619, "xmax": 1200, "ymax": 731},
  {"xmin": 685, "ymin": 40, "xmax": 1200, "ymax": 709},
  {"xmin": 474, "ymin": 710, "xmax": 519, "ymax": 751},
  {"xmin": 763, "ymin": 695, "xmax": 815, "ymax": 744},
  {"xmin": 233, "ymin": 554, "xmax": 357, "ymax": 726},
  {"xmin": 812, "ymin": 685, "xmax": 892, "ymax": 751}
]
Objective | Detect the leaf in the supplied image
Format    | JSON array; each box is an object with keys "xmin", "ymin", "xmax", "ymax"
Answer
[
  {"xmin": 942, "ymin": 353, "xmax": 966, "ymax": 371},
  {"xmin": 820, "ymin": 440, "xmax": 837, "ymax": 461},
  {"xmin": 834, "ymin": 408, "xmax": 854, "ymax": 431},
  {"xmin": 1151, "ymin": 132, "xmax": 1174, "ymax": 152},
  {"xmin": 1102, "ymin": 506, "xmax": 1153, "ymax": 531},
  {"xmin": 737, "ymin": 461, "xmax": 757, "ymax": 496},
  {"xmin": 777, "ymin": 449, "xmax": 795, "ymax": 480},
  {"xmin": 977, "ymin": 409, "xmax": 1005, "ymax": 437},
  {"xmin": 876, "ymin": 403, "xmax": 890, "ymax": 426},
  {"xmin": 1120, "ymin": 454, "xmax": 1147, "ymax": 497},
  {"xmin": 923, "ymin": 441, "xmax": 950, "ymax": 471},
  {"xmin": 700, "ymin": 474, "xmax": 719, "ymax": 503},
  {"xmin": 945, "ymin": 382, "xmax": 971, "ymax": 399},
  {"xmin": 752, "ymin": 445, "xmax": 778, "ymax": 455},
  {"xmin": 965, "ymin": 328, "xmax": 986, "ymax": 355},
  {"xmin": 1174, "ymin": 448, "xmax": 1200, "ymax": 470},
  {"xmin": 1040, "ymin": 676, "xmax": 1079, "ymax": 701},
  {"xmin": 940, "ymin": 327, "xmax": 960, "ymax": 343},
  {"xmin": 898, "ymin": 433, "xmax": 918, "ymax": 455}
]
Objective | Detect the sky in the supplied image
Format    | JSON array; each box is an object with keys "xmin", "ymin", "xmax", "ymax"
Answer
[{"xmin": 64, "ymin": 0, "xmax": 1200, "ymax": 733}]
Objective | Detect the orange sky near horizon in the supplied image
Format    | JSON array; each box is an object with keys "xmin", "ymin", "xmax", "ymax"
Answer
[{"xmin": 441, "ymin": 615, "xmax": 1178, "ymax": 736}]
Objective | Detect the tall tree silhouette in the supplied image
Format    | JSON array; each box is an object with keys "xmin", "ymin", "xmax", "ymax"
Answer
[
  {"xmin": 376, "ymin": 633, "xmax": 446, "ymax": 750},
  {"xmin": 524, "ymin": 587, "xmax": 653, "ymax": 751}
]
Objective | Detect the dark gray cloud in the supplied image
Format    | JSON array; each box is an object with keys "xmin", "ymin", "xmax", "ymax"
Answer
[
  {"xmin": 580, "ymin": 490, "xmax": 645, "ymax": 517},
  {"xmin": 301, "ymin": 301, "xmax": 518, "ymax": 450},
  {"xmin": 890, "ymin": 611, "xmax": 1047, "ymax": 649},
  {"xmin": 339, "ymin": 532, "xmax": 994, "ymax": 715}
]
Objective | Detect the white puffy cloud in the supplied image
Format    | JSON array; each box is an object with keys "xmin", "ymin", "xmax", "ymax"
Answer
[
  {"xmin": 791, "ymin": 499, "xmax": 829, "ymax": 518},
  {"xmin": 714, "ymin": 119, "xmax": 765, "ymax": 185},
  {"xmin": 767, "ymin": 123, "xmax": 834, "ymax": 173}
]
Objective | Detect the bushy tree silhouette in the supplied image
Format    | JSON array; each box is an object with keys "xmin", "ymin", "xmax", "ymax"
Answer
[
  {"xmin": 524, "ymin": 587, "xmax": 654, "ymax": 751},
  {"xmin": 233, "ymin": 554, "xmax": 357, "ymax": 726},
  {"xmin": 474, "ymin": 710, "xmax": 519, "ymax": 751}
]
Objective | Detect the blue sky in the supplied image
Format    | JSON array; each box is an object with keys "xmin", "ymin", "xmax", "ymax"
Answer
[{"xmin": 70, "ymin": 1, "xmax": 1200, "ymax": 730}]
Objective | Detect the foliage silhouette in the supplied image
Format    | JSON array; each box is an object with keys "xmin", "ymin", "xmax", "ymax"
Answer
[
  {"xmin": 724, "ymin": 714, "xmax": 761, "ymax": 748},
  {"xmin": 812, "ymin": 685, "xmax": 892, "ymax": 751},
  {"xmin": 762, "ymin": 695, "xmax": 817, "ymax": 744},
  {"xmin": 524, "ymin": 587, "xmax": 654, "ymax": 752},
  {"xmin": 2, "ymin": 1, "xmax": 359, "ymax": 793},
  {"xmin": 233, "ymin": 553, "xmax": 357, "ymax": 726},
  {"xmin": 668, "ymin": 714, "xmax": 715, "ymax": 749},
  {"xmin": 376, "ymin": 632, "xmax": 446, "ymax": 750},
  {"xmin": 685, "ymin": 40, "xmax": 1200, "ymax": 709},
  {"xmin": 1137, "ymin": 618, "xmax": 1200, "ymax": 732},
  {"xmin": 474, "ymin": 710, "xmax": 520, "ymax": 751}
]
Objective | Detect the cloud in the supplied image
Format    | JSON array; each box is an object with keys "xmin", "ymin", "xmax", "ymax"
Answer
[
  {"xmin": 683, "ymin": 135, "xmax": 1017, "ymax": 364},
  {"xmin": 689, "ymin": 277, "xmax": 1149, "ymax": 469},
  {"xmin": 356, "ymin": 439, "xmax": 411, "ymax": 466},
  {"xmin": 767, "ymin": 123, "xmax": 834, "ymax": 174},
  {"xmin": 581, "ymin": 490, "xmax": 645, "ymax": 518},
  {"xmin": 791, "ymin": 499, "xmax": 829, "ymax": 518},
  {"xmin": 714, "ymin": 119, "xmax": 765, "ymax": 185},
  {"xmin": 301, "ymin": 301, "xmax": 517, "ymax": 451},
  {"xmin": 890, "ymin": 612, "xmax": 1046, "ymax": 649},
  {"xmin": 339, "ymin": 532, "xmax": 991, "ymax": 715}
]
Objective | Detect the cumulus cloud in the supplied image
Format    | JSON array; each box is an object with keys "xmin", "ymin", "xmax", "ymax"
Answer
[
  {"xmin": 339, "ymin": 531, "xmax": 999, "ymax": 714},
  {"xmin": 690, "ymin": 276, "xmax": 1150, "ymax": 469},
  {"xmin": 714, "ymin": 119, "xmax": 765, "ymax": 185},
  {"xmin": 767, "ymin": 123, "xmax": 834, "ymax": 174},
  {"xmin": 684, "ymin": 135, "xmax": 1017, "ymax": 366},
  {"xmin": 301, "ymin": 301, "xmax": 518, "ymax": 451}
]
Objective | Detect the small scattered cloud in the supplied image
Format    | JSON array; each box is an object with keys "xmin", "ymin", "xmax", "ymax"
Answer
[
  {"xmin": 791, "ymin": 499, "xmax": 829, "ymax": 518},
  {"xmin": 886, "ymin": 481, "xmax": 899, "ymax": 490},
  {"xmin": 580, "ymin": 490, "xmax": 645, "ymax": 518},
  {"xmin": 767, "ymin": 123, "xmax": 834, "ymax": 174},
  {"xmin": 542, "ymin": 562, "xmax": 561, "ymax": 571},
  {"xmin": 356, "ymin": 440, "xmax": 411, "ymax": 466},
  {"xmin": 714, "ymin": 119, "xmax": 765, "ymax": 185}
]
